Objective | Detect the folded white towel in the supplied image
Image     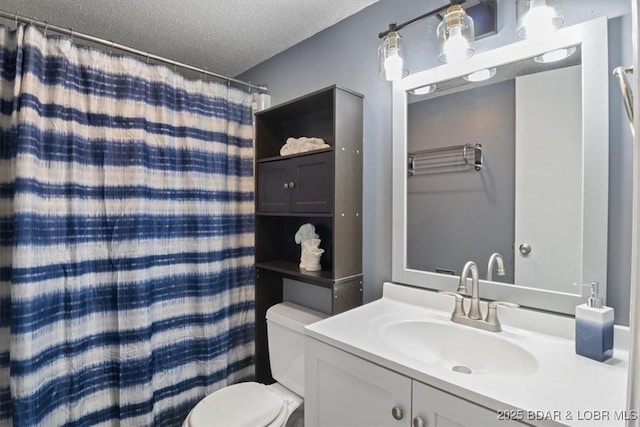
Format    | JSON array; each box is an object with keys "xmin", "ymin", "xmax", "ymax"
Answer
[{"xmin": 280, "ymin": 136, "xmax": 330, "ymax": 156}]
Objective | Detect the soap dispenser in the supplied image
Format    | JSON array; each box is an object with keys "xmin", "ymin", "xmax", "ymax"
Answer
[{"xmin": 574, "ymin": 281, "xmax": 614, "ymax": 362}]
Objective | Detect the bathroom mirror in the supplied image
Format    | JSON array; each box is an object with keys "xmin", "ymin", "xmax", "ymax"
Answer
[{"xmin": 392, "ymin": 18, "xmax": 608, "ymax": 314}]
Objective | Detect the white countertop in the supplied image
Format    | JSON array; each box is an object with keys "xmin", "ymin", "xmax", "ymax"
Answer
[{"xmin": 305, "ymin": 282, "xmax": 630, "ymax": 427}]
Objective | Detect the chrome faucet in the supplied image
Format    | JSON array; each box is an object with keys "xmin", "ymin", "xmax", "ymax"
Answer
[
  {"xmin": 440, "ymin": 260, "xmax": 519, "ymax": 332},
  {"xmin": 486, "ymin": 252, "xmax": 506, "ymax": 281}
]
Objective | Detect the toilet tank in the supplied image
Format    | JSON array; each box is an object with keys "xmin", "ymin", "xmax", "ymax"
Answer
[{"xmin": 266, "ymin": 302, "xmax": 326, "ymax": 396}]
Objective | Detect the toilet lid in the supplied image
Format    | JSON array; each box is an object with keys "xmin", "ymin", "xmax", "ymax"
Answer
[{"xmin": 187, "ymin": 382, "xmax": 285, "ymax": 427}]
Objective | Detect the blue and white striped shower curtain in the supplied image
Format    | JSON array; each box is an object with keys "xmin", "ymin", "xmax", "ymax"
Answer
[{"xmin": 0, "ymin": 24, "xmax": 255, "ymax": 426}]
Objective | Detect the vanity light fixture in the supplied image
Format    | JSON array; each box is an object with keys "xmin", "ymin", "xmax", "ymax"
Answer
[
  {"xmin": 377, "ymin": 1, "xmax": 497, "ymax": 81},
  {"xmin": 516, "ymin": 0, "xmax": 564, "ymax": 39},
  {"xmin": 378, "ymin": 24, "xmax": 408, "ymax": 81},
  {"xmin": 534, "ymin": 46, "xmax": 576, "ymax": 63},
  {"xmin": 463, "ymin": 68, "xmax": 496, "ymax": 82},
  {"xmin": 437, "ymin": 4, "xmax": 475, "ymax": 63}
]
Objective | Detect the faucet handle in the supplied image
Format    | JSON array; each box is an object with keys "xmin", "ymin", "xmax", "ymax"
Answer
[
  {"xmin": 485, "ymin": 301, "xmax": 519, "ymax": 331},
  {"xmin": 439, "ymin": 291, "xmax": 466, "ymax": 319},
  {"xmin": 488, "ymin": 301, "xmax": 519, "ymax": 309},
  {"xmin": 439, "ymin": 290, "xmax": 464, "ymax": 300}
]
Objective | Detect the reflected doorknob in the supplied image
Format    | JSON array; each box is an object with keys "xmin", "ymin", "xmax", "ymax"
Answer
[
  {"xmin": 413, "ymin": 417, "xmax": 426, "ymax": 427},
  {"xmin": 519, "ymin": 243, "xmax": 532, "ymax": 255},
  {"xmin": 391, "ymin": 406, "xmax": 404, "ymax": 420}
]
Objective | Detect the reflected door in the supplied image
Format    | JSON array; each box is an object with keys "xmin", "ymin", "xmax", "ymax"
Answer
[{"xmin": 515, "ymin": 65, "xmax": 582, "ymax": 292}]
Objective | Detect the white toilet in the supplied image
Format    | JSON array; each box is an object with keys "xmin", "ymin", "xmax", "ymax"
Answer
[{"xmin": 182, "ymin": 302, "xmax": 326, "ymax": 427}]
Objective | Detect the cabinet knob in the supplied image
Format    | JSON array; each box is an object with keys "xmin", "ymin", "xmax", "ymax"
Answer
[
  {"xmin": 391, "ymin": 406, "xmax": 404, "ymax": 420},
  {"xmin": 413, "ymin": 417, "xmax": 426, "ymax": 427},
  {"xmin": 288, "ymin": 181, "xmax": 296, "ymax": 189},
  {"xmin": 519, "ymin": 243, "xmax": 532, "ymax": 255},
  {"xmin": 283, "ymin": 182, "xmax": 290, "ymax": 189}
]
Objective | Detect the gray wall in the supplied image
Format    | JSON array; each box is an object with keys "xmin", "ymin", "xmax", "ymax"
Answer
[
  {"xmin": 406, "ymin": 81, "xmax": 515, "ymax": 284},
  {"xmin": 240, "ymin": 0, "xmax": 633, "ymax": 324}
]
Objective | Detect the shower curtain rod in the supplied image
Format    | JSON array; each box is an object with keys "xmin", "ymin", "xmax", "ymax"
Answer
[{"xmin": 0, "ymin": 10, "xmax": 269, "ymax": 94}]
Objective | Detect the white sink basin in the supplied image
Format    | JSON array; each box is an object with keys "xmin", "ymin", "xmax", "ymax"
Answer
[{"xmin": 380, "ymin": 320, "xmax": 539, "ymax": 376}]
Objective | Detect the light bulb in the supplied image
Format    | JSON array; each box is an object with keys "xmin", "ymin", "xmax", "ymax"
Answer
[
  {"xmin": 534, "ymin": 46, "xmax": 576, "ymax": 63},
  {"xmin": 384, "ymin": 50, "xmax": 404, "ymax": 81},
  {"xmin": 464, "ymin": 68, "xmax": 496, "ymax": 82},
  {"xmin": 443, "ymin": 25, "xmax": 469, "ymax": 63},
  {"xmin": 378, "ymin": 29, "xmax": 407, "ymax": 81},
  {"xmin": 409, "ymin": 84, "xmax": 437, "ymax": 95},
  {"xmin": 521, "ymin": 0, "xmax": 561, "ymax": 38},
  {"xmin": 437, "ymin": 4, "xmax": 474, "ymax": 63}
]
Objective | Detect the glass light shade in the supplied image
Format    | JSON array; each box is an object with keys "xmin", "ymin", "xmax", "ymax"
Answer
[
  {"xmin": 516, "ymin": 0, "xmax": 564, "ymax": 39},
  {"xmin": 378, "ymin": 31, "xmax": 408, "ymax": 81},
  {"xmin": 437, "ymin": 5, "xmax": 475, "ymax": 63},
  {"xmin": 534, "ymin": 46, "xmax": 576, "ymax": 63},
  {"xmin": 409, "ymin": 84, "xmax": 437, "ymax": 95},
  {"xmin": 463, "ymin": 68, "xmax": 497, "ymax": 82}
]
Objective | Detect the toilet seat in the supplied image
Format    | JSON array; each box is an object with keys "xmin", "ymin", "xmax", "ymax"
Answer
[{"xmin": 184, "ymin": 382, "xmax": 294, "ymax": 427}]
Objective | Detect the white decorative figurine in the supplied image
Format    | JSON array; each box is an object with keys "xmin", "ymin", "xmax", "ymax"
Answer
[{"xmin": 294, "ymin": 223, "xmax": 324, "ymax": 271}]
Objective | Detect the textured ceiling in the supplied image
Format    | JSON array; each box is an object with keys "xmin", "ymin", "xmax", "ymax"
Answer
[{"xmin": 0, "ymin": 0, "xmax": 377, "ymax": 77}]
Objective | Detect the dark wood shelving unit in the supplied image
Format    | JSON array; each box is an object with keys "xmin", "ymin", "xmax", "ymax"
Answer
[{"xmin": 254, "ymin": 85, "xmax": 364, "ymax": 383}]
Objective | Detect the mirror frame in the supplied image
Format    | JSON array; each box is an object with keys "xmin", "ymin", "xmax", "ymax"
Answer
[{"xmin": 391, "ymin": 18, "xmax": 609, "ymax": 315}]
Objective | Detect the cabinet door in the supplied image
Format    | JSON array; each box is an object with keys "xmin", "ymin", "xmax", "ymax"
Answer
[
  {"xmin": 305, "ymin": 337, "xmax": 411, "ymax": 427},
  {"xmin": 412, "ymin": 381, "xmax": 528, "ymax": 427},
  {"xmin": 290, "ymin": 152, "xmax": 333, "ymax": 213},
  {"xmin": 257, "ymin": 160, "xmax": 291, "ymax": 212}
]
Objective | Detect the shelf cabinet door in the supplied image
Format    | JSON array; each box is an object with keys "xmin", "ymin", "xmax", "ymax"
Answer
[
  {"xmin": 257, "ymin": 152, "xmax": 333, "ymax": 214},
  {"xmin": 412, "ymin": 381, "xmax": 529, "ymax": 427},
  {"xmin": 305, "ymin": 337, "xmax": 411, "ymax": 427},
  {"xmin": 290, "ymin": 151, "xmax": 333, "ymax": 213},
  {"xmin": 257, "ymin": 160, "xmax": 291, "ymax": 212}
]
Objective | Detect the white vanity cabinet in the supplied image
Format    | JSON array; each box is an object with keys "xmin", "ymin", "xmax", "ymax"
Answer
[
  {"xmin": 305, "ymin": 337, "xmax": 529, "ymax": 427},
  {"xmin": 303, "ymin": 284, "xmax": 629, "ymax": 427},
  {"xmin": 305, "ymin": 336, "xmax": 411, "ymax": 426}
]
